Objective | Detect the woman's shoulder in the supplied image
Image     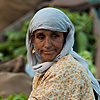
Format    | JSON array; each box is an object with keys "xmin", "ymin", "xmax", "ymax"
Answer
[
  {"xmin": 51, "ymin": 54, "xmax": 86, "ymax": 70},
  {"xmin": 47, "ymin": 54, "xmax": 88, "ymax": 77}
]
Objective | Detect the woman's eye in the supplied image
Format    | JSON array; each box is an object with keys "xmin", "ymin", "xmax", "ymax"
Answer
[
  {"xmin": 52, "ymin": 34, "xmax": 59, "ymax": 39},
  {"xmin": 37, "ymin": 35, "xmax": 45, "ymax": 40},
  {"xmin": 36, "ymin": 35, "xmax": 45, "ymax": 40},
  {"xmin": 35, "ymin": 33, "xmax": 45, "ymax": 40}
]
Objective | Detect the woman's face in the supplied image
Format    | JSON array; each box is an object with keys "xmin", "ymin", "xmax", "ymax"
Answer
[{"xmin": 32, "ymin": 29, "xmax": 64, "ymax": 62}]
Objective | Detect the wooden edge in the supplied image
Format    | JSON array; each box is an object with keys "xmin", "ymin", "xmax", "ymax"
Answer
[
  {"xmin": 89, "ymin": 7, "xmax": 100, "ymax": 79},
  {"xmin": 0, "ymin": 10, "xmax": 35, "ymax": 43}
]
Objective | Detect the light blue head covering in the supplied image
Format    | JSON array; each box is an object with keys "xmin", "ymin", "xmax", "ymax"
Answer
[
  {"xmin": 26, "ymin": 7, "xmax": 100, "ymax": 99},
  {"xmin": 26, "ymin": 7, "xmax": 74, "ymax": 65}
]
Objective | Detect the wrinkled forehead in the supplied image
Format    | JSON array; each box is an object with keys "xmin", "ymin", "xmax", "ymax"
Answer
[{"xmin": 29, "ymin": 7, "xmax": 72, "ymax": 33}]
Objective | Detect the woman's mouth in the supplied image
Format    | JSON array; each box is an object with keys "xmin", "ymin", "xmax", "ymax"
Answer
[{"xmin": 43, "ymin": 50, "xmax": 55, "ymax": 55}]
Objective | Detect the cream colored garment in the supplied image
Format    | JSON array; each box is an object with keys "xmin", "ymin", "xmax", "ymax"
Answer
[{"xmin": 28, "ymin": 54, "xmax": 95, "ymax": 100}]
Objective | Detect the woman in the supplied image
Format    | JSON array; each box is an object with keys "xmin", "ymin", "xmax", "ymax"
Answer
[{"xmin": 26, "ymin": 7, "xmax": 100, "ymax": 100}]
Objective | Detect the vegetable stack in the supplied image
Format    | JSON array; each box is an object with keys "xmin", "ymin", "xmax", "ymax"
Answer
[
  {"xmin": 0, "ymin": 94, "xmax": 28, "ymax": 100},
  {"xmin": 0, "ymin": 20, "xmax": 30, "ymax": 61}
]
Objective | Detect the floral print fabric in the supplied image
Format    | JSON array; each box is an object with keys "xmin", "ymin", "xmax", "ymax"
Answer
[{"xmin": 29, "ymin": 54, "xmax": 95, "ymax": 100}]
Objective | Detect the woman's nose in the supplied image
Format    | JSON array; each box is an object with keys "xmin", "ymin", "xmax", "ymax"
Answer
[{"xmin": 44, "ymin": 37, "xmax": 52, "ymax": 48}]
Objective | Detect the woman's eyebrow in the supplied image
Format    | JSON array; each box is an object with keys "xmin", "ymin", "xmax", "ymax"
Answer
[
  {"xmin": 35, "ymin": 32, "xmax": 44, "ymax": 37},
  {"xmin": 51, "ymin": 31, "xmax": 59, "ymax": 34}
]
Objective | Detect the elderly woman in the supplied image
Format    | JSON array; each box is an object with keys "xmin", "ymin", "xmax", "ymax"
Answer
[{"xmin": 26, "ymin": 7, "xmax": 100, "ymax": 100}]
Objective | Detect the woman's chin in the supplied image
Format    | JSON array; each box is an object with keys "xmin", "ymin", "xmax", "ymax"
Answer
[{"xmin": 42, "ymin": 56, "xmax": 55, "ymax": 62}]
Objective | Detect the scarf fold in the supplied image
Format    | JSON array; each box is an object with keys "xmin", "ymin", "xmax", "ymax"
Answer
[{"xmin": 26, "ymin": 7, "xmax": 100, "ymax": 99}]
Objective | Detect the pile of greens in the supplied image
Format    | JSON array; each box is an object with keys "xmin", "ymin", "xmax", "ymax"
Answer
[
  {"xmin": 0, "ymin": 94, "xmax": 28, "ymax": 100},
  {"xmin": 0, "ymin": 8, "xmax": 97, "ymax": 77},
  {"xmin": 58, "ymin": 8, "xmax": 97, "ymax": 55},
  {"xmin": 0, "ymin": 20, "xmax": 30, "ymax": 61},
  {"xmin": 79, "ymin": 50, "xmax": 97, "ymax": 77}
]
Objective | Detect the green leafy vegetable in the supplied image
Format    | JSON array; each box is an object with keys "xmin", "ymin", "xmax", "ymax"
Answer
[
  {"xmin": 79, "ymin": 50, "xmax": 97, "ymax": 78},
  {"xmin": 0, "ymin": 94, "xmax": 28, "ymax": 100}
]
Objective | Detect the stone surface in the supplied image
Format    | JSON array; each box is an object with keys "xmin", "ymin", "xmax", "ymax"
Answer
[
  {"xmin": 0, "ymin": 55, "xmax": 26, "ymax": 73},
  {"xmin": 0, "ymin": 72, "xmax": 32, "ymax": 98}
]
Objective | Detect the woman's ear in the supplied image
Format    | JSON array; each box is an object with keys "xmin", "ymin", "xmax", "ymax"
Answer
[
  {"xmin": 30, "ymin": 33, "xmax": 35, "ymax": 43},
  {"xmin": 63, "ymin": 28, "xmax": 70, "ymax": 45},
  {"xmin": 67, "ymin": 28, "xmax": 70, "ymax": 34}
]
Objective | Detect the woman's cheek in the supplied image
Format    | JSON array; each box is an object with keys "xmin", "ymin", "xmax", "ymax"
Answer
[{"xmin": 35, "ymin": 45, "xmax": 42, "ymax": 54}]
